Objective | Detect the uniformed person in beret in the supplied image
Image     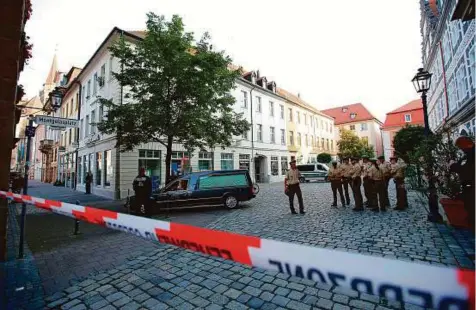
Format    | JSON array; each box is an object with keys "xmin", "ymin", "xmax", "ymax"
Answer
[
  {"xmin": 390, "ymin": 156, "xmax": 408, "ymax": 210},
  {"xmin": 350, "ymin": 157, "xmax": 363, "ymax": 211},
  {"xmin": 377, "ymin": 155, "xmax": 391, "ymax": 207},
  {"xmin": 368, "ymin": 158, "xmax": 386, "ymax": 212},
  {"xmin": 340, "ymin": 157, "xmax": 352, "ymax": 205},
  {"xmin": 285, "ymin": 160, "xmax": 305, "ymax": 214},
  {"xmin": 361, "ymin": 155, "xmax": 372, "ymax": 207},
  {"xmin": 328, "ymin": 161, "xmax": 346, "ymax": 207}
]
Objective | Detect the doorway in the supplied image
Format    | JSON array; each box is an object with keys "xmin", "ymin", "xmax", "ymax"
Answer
[{"xmin": 254, "ymin": 155, "xmax": 267, "ymax": 183}]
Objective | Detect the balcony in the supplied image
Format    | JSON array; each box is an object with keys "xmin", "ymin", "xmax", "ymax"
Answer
[{"xmin": 39, "ymin": 139, "xmax": 54, "ymax": 153}]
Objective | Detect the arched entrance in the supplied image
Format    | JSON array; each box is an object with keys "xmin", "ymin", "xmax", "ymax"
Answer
[{"xmin": 254, "ymin": 154, "xmax": 267, "ymax": 183}]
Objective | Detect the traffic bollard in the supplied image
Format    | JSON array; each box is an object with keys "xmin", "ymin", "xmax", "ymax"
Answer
[{"xmin": 73, "ymin": 200, "xmax": 80, "ymax": 235}]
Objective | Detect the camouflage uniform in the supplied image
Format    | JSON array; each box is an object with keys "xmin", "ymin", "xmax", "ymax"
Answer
[
  {"xmin": 350, "ymin": 158, "xmax": 364, "ymax": 211},
  {"xmin": 340, "ymin": 158, "xmax": 352, "ymax": 205},
  {"xmin": 390, "ymin": 157, "xmax": 408, "ymax": 210},
  {"xmin": 329, "ymin": 163, "xmax": 346, "ymax": 207}
]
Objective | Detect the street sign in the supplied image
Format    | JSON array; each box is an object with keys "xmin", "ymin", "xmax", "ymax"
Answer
[
  {"xmin": 34, "ymin": 115, "xmax": 79, "ymax": 128},
  {"xmin": 25, "ymin": 125, "xmax": 35, "ymax": 137}
]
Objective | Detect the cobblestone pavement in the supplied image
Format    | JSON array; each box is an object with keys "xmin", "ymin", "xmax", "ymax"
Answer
[{"xmin": 41, "ymin": 182, "xmax": 474, "ymax": 310}]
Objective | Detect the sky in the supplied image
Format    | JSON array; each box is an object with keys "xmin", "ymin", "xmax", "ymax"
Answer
[{"xmin": 20, "ymin": 0, "xmax": 423, "ymax": 122}]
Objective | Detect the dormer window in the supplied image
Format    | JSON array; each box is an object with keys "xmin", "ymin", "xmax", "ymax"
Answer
[
  {"xmin": 267, "ymin": 82, "xmax": 276, "ymax": 93},
  {"xmin": 342, "ymin": 107, "xmax": 348, "ymax": 113},
  {"xmin": 350, "ymin": 112, "xmax": 356, "ymax": 119}
]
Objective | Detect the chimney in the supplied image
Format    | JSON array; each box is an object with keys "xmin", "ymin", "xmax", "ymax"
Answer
[
  {"xmin": 256, "ymin": 70, "xmax": 260, "ymax": 79},
  {"xmin": 297, "ymin": 93, "xmax": 301, "ymax": 98}
]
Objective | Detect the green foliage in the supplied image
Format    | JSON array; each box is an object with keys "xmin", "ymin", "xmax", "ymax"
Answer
[
  {"xmin": 317, "ymin": 153, "xmax": 332, "ymax": 163},
  {"xmin": 97, "ymin": 13, "xmax": 250, "ymax": 181},
  {"xmin": 337, "ymin": 129, "xmax": 375, "ymax": 159},
  {"xmin": 393, "ymin": 125, "xmax": 425, "ymax": 162}
]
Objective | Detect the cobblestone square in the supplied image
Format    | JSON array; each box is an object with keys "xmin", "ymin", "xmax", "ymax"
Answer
[{"xmin": 28, "ymin": 181, "xmax": 474, "ymax": 310}]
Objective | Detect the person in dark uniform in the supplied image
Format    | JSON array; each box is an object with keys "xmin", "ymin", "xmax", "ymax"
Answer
[
  {"xmin": 377, "ymin": 155, "xmax": 391, "ymax": 208},
  {"xmin": 450, "ymin": 136, "xmax": 475, "ymax": 229},
  {"xmin": 350, "ymin": 157, "xmax": 364, "ymax": 211},
  {"xmin": 133, "ymin": 167, "xmax": 152, "ymax": 215},
  {"xmin": 340, "ymin": 157, "xmax": 352, "ymax": 205},
  {"xmin": 285, "ymin": 160, "xmax": 305, "ymax": 214},
  {"xmin": 390, "ymin": 156, "xmax": 408, "ymax": 210},
  {"xmin": 361, "ymin": 156, "xmax": 371, "ymax": 207},
  {"xmin": 368, "ymin": 158, "xmax": 386, "ymax": 212},
  {"xmin": 329, "ymin": 161, "xmax": 346, "ymax": 207},
  {"xmin": 85, "ymin": 171, "xmax": 93, "ymax": 194}
]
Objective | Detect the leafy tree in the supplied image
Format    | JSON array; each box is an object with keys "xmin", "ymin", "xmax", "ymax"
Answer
[
  {"xmin": 97, "ymin": 13, "xmax": 250, "ymax": 182},
  {"xmin": 317, "ymin": 153, "xmax": 331, "ymax": 163},
  {"xmin": 393, "ymin": 125, "xmax": 425, "ymax": 163},
  {"xmin": 337, "ymin": 129, "xmax": 375, "ymax": 159}
]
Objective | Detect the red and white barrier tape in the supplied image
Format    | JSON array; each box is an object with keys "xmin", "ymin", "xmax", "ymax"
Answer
[{"xmin": 1, "ymin": 191, "xmax": 474, "ymax": 309}]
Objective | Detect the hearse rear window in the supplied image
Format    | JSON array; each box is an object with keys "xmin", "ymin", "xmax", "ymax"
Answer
[{"xmin": 198, "ymin": 174, "xmax": 248, "ymax": 189}]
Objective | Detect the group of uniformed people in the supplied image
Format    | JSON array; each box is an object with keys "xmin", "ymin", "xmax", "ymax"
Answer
[{"xmin": 327, "ymin": 155, "xmax": 408, "ymax": 212}]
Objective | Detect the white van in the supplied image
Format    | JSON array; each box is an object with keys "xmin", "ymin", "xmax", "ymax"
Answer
[{"xmin": 296, "ymin": 163, "xmax": 330, "ymax": 182}]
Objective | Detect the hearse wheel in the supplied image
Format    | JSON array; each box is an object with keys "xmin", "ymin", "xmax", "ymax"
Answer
[
  {"xmin": 299, "ymin": 177, "xmax": 305, "ymax": 183},
  {"xmin": 224, "ymin": 195, "xmax": 239, "ymax": 209}
]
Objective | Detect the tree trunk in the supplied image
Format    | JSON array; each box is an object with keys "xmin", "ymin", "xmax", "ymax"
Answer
[
  {"xmin": 416, "ymin": 164, "xmax": 422, "ymax": 188},
  {"xmin": 165, "ymin": 136, "xmax": 173, "ymax": 185}
]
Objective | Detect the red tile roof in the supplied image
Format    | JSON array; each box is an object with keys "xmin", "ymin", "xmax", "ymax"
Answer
[
  {"xmin": 321, "ymin": 103, "xmax": 379, "ymax": 125},
  {"xmin": 382, "ymin": 99, "xmax": 424, "ymax": 129}
]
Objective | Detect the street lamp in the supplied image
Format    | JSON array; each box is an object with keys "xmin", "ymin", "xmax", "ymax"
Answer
[
  {"xmin": 48, "ymin": 87, "xmax": 63, "ymax": 112},
  {"xmin": 411, "ymin": 68, "xmax": 443, "ymax": 223}
]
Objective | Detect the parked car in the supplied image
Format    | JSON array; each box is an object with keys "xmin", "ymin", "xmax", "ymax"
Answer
[
  {"xmin": 296, "ymin": 163, "xmax": 329, "ymax": 182},
  {"xmin": 126, "ymin": 170, "xmax": 256, "ymax": 215}
]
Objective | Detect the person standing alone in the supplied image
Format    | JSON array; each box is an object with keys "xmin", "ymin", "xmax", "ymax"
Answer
[
  {"xmin": 85, "ymin": 171, "xmax": 93, "ymax": 194},
  {"xmin": 285, "ymin": 160, "xmax": 305, "ymax": 214},
  {"xmin": 133, "ymin": 167, "xmax": 152, "ymax": 215},
  {"xmin": 329, "ymin": 161, "xmax": 346, "ymax": 208}
]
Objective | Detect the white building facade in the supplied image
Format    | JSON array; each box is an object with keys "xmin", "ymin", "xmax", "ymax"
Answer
[
  {"xmin": 74, "ymin": 28, "xmax": 292, "ymax": 199},
  {"xmin": 421, "ymin": 0, "xmax": 475, "ymax": 136}
]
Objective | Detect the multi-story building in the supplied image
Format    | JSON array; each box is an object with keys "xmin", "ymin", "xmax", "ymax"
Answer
[
  {"xmin": 381, "ymin": 99, "xmax": 424, "ymax": 159},
  {"xmin": 278, "ymin": 89, "xmax": 337, "ymax": 164},
  {"xmin": 74, "ymin": 28, "xmax": 291, "ymax": 199},
  {"xmin": 322, "ymin": 103, "xmax": 384, "ymax": 157},
  {"xmin": 420, "ymin": 0, "xmax": 475, "ymax": 137}
]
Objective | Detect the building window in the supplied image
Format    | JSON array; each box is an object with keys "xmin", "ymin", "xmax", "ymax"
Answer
[
  {"xmin": 220, "ymin": 153, "xmax": 233, "ymax": 170},
  {"xmin": 83, "ymin": 155, "xmax": 88, "ymax": 183},
  {"xmin": 78, "ymin": 157, "xmax": 82, "ymax": 185},
  {"xmin": 242, "ymin": 130, "xmax": 248, "ymax": 140},
  {"xmin": 96, "ymin": 152, "xmax": 102, "ymax": 186},
  {"xmin": 404, "ymin": 114, "xmax": 412, "ymax": 122},
  {"xmin": 256, "ymin": 96, "xmax": 262, "ymax": 112},
  {"xmin": 311, "ymin": 135, "xmax": 314, "ymax": 147},
  {"xmin": 281, "ymin": 156, "xmax": 288, "ymax": 175},
  {"xmin": 342, "ymin": 107, "xmax": 348, "ymax": 112},
  {"xmin": 87, "ymin": 80, "xmax": 91, "ymax": 99},
  {"xmin": 304, "ymin": 114, "xmax": 307, "ymax": 125},
  {"xmin": 138, "ymin": 150, "xmax": 161, "ymax": 182},
  {"xmin": 109, "ymin": 56, "xmax": 114, "ymax": 80},
  {"xmin": 270, "ymin": 126, "xmax": 275, "ymax": 143},
  {"xmin": 99, "ymin": 104, "xmax": 104, "ymax": 122},
  {"xmin": 331, "ymin": 140, "xmax": 333, "ymax": 150},
  {"xmin": 100, "ymin": 64, "xmax": 106, "ymax": 87},
  {"xmin": 91, "ymin": 110, "xmax": 96, "ymax": 134},
  {"xmin": 269, "ymin": 101, "xmax": 274, "ymax": 116},
  {"xmin": 361, "ymin": 123, "xmax": 368, "ymax": 130},
  {"xmin": 257, "ymin": 124, "xmax": 263, "ymax": 142},
  {"xmin": 288, "ymin": 108, "xmax": 293, "ymax": 121},
  {"xmin": 326, "ymin": 139, "xmax": 330, "ymax": 150},
  {"xmin": 93, "ymin": 73, "xmax": 98, "ymax": 95},
  {"xmin": 350, "ymin": 113, "xmax": 356, "ymax": 119},
  {"xmin": 80, "ymin": 119, "xmax": 84, "ymax": 140},
  {"xmin": 105, "ymin": 150, "xmax": 112, "ymax": 187},
  {"xmin": 280, "ymin": 105, "xmax": 284, "ymax": 119},
  {"xmin": 82, "ymin": 86, "xmax": 86, "ymax": 103},
  {"xmin": 467, "ymin": 41, "xmax": 475, "ymax": 92},
  {"xmin": 239, "ymin": 154, "xmax": 250, "ymax": 170},
  {"xmin": 305, "ymin": 134, "xmax": 308, "ymax": 146},
  {"xmin": 297, "ymin": 133, "xmax": 302, "ymax": 146},
  {"xmin": 281, "ymin": 129, "xmax": 285, "ymax": 145},
  {"xmin": 85, "ymin": 115, "xmax": 90, "ymax": 136},
  {"xmin": 297, "ymin": 111, "xmax": 300, "ymax": 124},
  {"xmin": 289, "ymin": 131, "xmax": 294, "ymax": 145},
  {"xmin": 321, "ymin": 138, "xmax": 324, "ymax": 148},
  {"xmin": 349, "ymin": 124, "xmax": 356, "ymax": 130},
  {"xmin": 68, "ymin": 128, "xmax": 72, "ymax": 145},
  {"xmin": 198, "ymin": 151, "xmax": 213, "ymax": 171},
  {"xmin": 241, "ymin": 91, "xmax": 248, "ymax": 108},
  {"xmin": 448, "ymin": 77, "xmax": 458, "ymax": 113},
  {"xmin": 456, "ymin": 62, "xmax": 468, "ymax": 105},
  {"xmin": 330, "ymin": 124, "xmax": 333, "ymax": 133},
  {"xmin": 271, "ymin": 156, "xmax": 279, "ymax": 176},
  {"xmin": 88, "ymin": 154, "xmax": 93, "ymax": 173}
]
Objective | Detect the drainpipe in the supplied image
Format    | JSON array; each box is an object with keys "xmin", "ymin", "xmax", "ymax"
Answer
[
  {"xmin": 73, "ymin": 79, "xmax": 82, "ymax": 190},
  {"xmin": 114, "ymin": 30, "xmax": 124, "ymax": 200},
  {"xmin": 249, "ymin": 85, "xmax": 257, "ymax": 183}
]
